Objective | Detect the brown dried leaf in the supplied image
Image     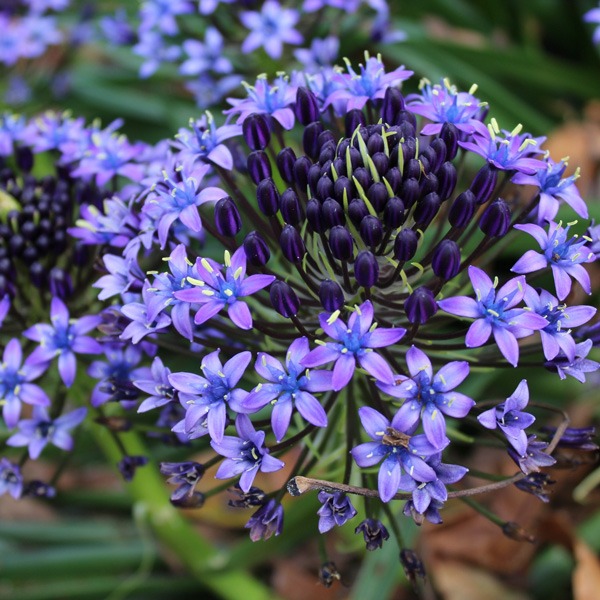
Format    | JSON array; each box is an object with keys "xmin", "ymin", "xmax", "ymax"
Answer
[{"xmin": 573, "ymin": 539, "xmax": 600, "ymax": 600}]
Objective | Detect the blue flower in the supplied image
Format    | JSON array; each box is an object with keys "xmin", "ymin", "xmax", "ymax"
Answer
[
  {"xmin": 24, "ymin": 297, "xmax": 103, "ymax": 388},
  {"xmin": 120, "ymin": 282, "xmax": 172, "ymax": 344},
  {"xmin": 169, "ymin": 349, "xmax": 251, "ymax": 443},
  {"xmin": 584, "ymin": 4, "xmax": 600, "ymax": 45},
  {"xmin": 245, "ymin": 499, "xmax": 284, "ymax": 541},
  {"xmin": 377, "ymin": 346, "xmax": 474, "ymax": 449},
  {"xmin": 132, "ymin": 31, "xmax": 181, "ymax": 79},
  {"xmin": 438, "ymin": 266, "xmax": 547, "ymax": 366},
  {"xmin": 512, "ymin": 221, "xmax": 595, "ymax": 300},
  {"xmin": 211, "ymin": 414, "xmax": 285, "ymax": 492},
  {"xmin": 180, "ymin": 27, "xmax": 232, "ymax": 76},
  {"xmin": 0, "ymin": 458, "xmax": 22, "ymax": 499},
  {"xmin": 135, "ymin": 356, "xmax": 176, "ymax": 413},
  {"xmin": 240, "ymin": 1, "xmax": 303, "ymax": 60},
  {"xmin": 241, "ymin": 337, "xmax": 331, "ymax": 441},
  {"xmin": 351, "ymin": 407, "xmax": 441, "ymax": 502},
  {"xmin": 138, "ymin": 0, "xmax": 193, "ymax": 36},
  {"xmin": 317, "ymin": 491, "xmax": 357, "ymax": 533},
  {"xmin": 301, "ymin": 300, "xmax": 405, "ymax": 390},
  {"xmin": 175, "ymin": 248, "xmax": 275, "ymax": 330},
  {"xmin": 544, "ymin": 339, "xmax": 600, "ymax": 383}
]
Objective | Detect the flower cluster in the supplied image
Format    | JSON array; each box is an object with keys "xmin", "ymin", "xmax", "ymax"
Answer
[{"xmin": 1, "ymin": 50, "xmax": 598, "ymax": 588}]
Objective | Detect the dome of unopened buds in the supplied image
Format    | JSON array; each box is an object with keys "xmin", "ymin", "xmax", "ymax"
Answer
[{"xmin": 4, "ymin": 53, "xmax": 599, "ymax": 585}]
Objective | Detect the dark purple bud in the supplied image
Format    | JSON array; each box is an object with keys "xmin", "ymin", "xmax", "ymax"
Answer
[
  {"xmin": 334, "ymin": 176, "xmax": 354, "ymax": 203},
  {"xmin": 470, "ymin": 163, "xmax": 498, "ymax": 204},
  {"xmin": 405, "ymin": 287, "xmax": 438, "ymax": 324},
  {"xmin": 24, "ymin": 480, "xmax": 56, "ymax": 499},
  {"xmin": 420, "ymin": 146, "xmax": 437, "ymax": 170},
  {"xmin": 276, "ymin": 147, "xmax": 296, "ymax": 184},
  {"xmin": 413, "ymin": 192, "xmax": 441, "ymax": 228},
  {"xmin": 295, "ymin": 87, "xmax": 320, "ymax": 126},
  {"xmin": 308, "ymin": 163, "xmax": 322, "ymax": 193},
  {"xmin": 354, "ymin": 250, "xmax": 379, "ymax": 287},
  {"xmin": 318, "ymin": 143, "xmax": 336, "ymax": 165},
  {"xmin": 319, "ymin": 561, "xmax": 341, "ymax": 588},
  {"xmin": 329, "ymin": 225, "xmax": 354, "ymax": 260},
  {"xmin": 117, "ymin": 455, "xmax": 148, "ymax": 482},
  {"xmin": 381, "ymin": 87, "xmax": 406, "ymax": 124},
  {"xmin": 345, "ymin": 109, "xmax": 366, "ymax": 138},
  {"xmin": 247, "ymin": 150, "xmax": 272, "ymax": 184},
  {"xmin": 30, "ymin": 261, "xmax": 46, "ymax": 288},
  {"xmin": 393, "ymin": 228, "xmax": 418, "ymax": 261},
  {"xmin": 400, "ymin": 137, "xmax": 417, "ymax": 163},
  {"xmin": 316, "ymin": 176, "xmax": 334, "ymax": 201},
  {"xmin": 307, "ymin": 198, "xmax": 327, "ymax": 233},
  {"xmin": 432, "ymin": 239, "xmax": 461, "ymax": 280},
  {"xmin": 360, "ymin": 215, "xmax": 383, "ymax": 248},
  {"xmin": 256, "ymin": 178, "xmax": 280, "ymax": 216},
  {"xmin": 319, "ymin": 279, "xmax": 345, "ymax": 312},
  {"xmin": 479, "ymin": 197, "xmax": 511, "ymax": 237},
  {"xmin": 502, "ymin": 522, "xmax": 536, "ymax": 544},
  {"xmin": 322, "ymin": 198, "xmax": 345, "ymax": 228},
  {"xmin": 8, "ymin": 234, "xmax": 25, "ymax": 257},
  {"xmin": 346, "ymin": 146, "xmax": 362, "ymax": 173},
  {"xmin": 367, "ymin": 181, "xmax": 389, "ymax": 212},
  {"xmin": 419, "ymin": 172, "xmax": 438, "ymax": 197},
  {"xmin": 243, "ymin": 113, "xmax": 271, "ymax": 150},
  {"xmin": 294, "ymin": 155, "xmax": 312, "ymax": 190},
  {"xmin": 440, "ymin": 122, "xmax": 459, "ymax": 160},
  {"xmin": 430, "ymin": 138, "xmax": 447, "ymax": 172},
  {"xmin": 397, "ymin": 110, "xmax": 417, "ymax": 134},
  {"xmin": 280, "ymin": 188, "xmax": 303, "ymax": 225},
  {"xmin": 22, "ymin": 246, "xmax": 38, "ymax": 266},
  {"xmin": 16, "ymin": 146, "xmax": 34, "ymax": 172},
  {"xmin": 540, "ymin": 426, "xmax": 598, "ymax": 451},
  {"xmin": 384, "ymin": 167, "xmax": 402, "ymax": 193},
  {"xmin": 270, "ymin": 280, "xmax": 300, "ymax": 318},
  {"xmin": 448, "ymin": 190, "xmax": 476, "ymax": 228},
  {"xmin": 367, "ymin": 133, "xmax": 384, "ymax": 155},
  {"xmin": 72, "ymin": 241, "xmax": 90, "ymax": 267},
  {"xmin": 353, "ymin": 166, "xmax": 372, "ymax": 192},
  {"xmin": 171, "ymin": 492, "xmax": 206, "ymax": 509},
  {"xmin": 399, "ymin": 177, "xmax": 420, "ymax": 210},
  {"xmin": 243, "ymin": 231, "xmax": 270, "ymax": 266},
  {"xmin": 436, "ymin": 162, "xmax": 457, "ymax": 201},
  {"xmin": 317, "ymin": 130, "xmax": 336, "ymax": 153},
  {"xmin": 303, "ymin": 121, "xmax": 324, "ymax": 160},
  {"xmin": 49, "ymin": 267, "xmax": 74, "ymax": 299},
  {"xmin": 371, "ymin": 152, "xmax": 390, "ymax": 176},
  {"xmin": 348, "ymin": 198, "xmax": 369, "ymax": 227},
  {"xmin": 215, "ymin": 196, "xmax": 241, "ymax": 237},
  {"xmin": 280, "ymin": 225, "xmax": 306, "ymax": 263},
  {"xmin": 399, "ymin": 549, "xmax": 426, "ymax": 588},
  {"xmin": 332, "ymin": 157, "xmax": 346, "ymax": 178},
  {"xmin": 355, "ymin": 518, "xmax": 390, "ymax": 551},
  {"xmin": 404, "ymin": 158, "xmax": 421, "ymax": 181},
  {"xmin": 383, "ymin": 197, "xmax": 405, "ymax": 228},
  {"xmin": 229, "ymin": 484, "xmax": 267, "ymax": 508}
]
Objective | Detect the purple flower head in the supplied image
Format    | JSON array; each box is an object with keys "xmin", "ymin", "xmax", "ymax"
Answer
[
  {"xmin": 173, "ymin": 114, "xmax": 242, "ymax": 170},
  {"xmin": 160, "ymin": 461, "xmax": 205, "ymax": 503},
  {"xmin": 584, "ymin": 4, "xmax": 600, "ymax": 45},
  {"xmin": 169, "ymin": 349, "xmax": 251, "ymax": 443},
  {"xmin": 7, "ymin": 406, "xmax": 87, "ymax": 459},
  {"xmin": 477, "ymin": 380, "xmax": 535, "ymax": 455},
  {"xmin": 0, "ymin": 458, "xmax": 22, "ymax": 499},
  {"xmin": 403, "ymin": 498, "xmax": 444, "ymax": 525},
  {"xmin": 175, "ymin": 247, "xmax": 275, "ymax": 330},
  {"xmin": 99, "ymin": 9, "xmax": 135, "ymax": 46},
  {"xmin": 71, "ymin": 133, "xmax": 145, "ymax": 187},
  {"xmin": 541, "ymin": 426, "xmax": 598, "ymax": 451},
  {"xmin": 377, "ymin": 346, "xmax": 474, "ymax": 449},
  {"xmin": 16, "ymin": 15, "xmax": 62, "ymax": 60},
  {"xmin": 351, "ymin": 406, "xmax": 442, "ymax": 503},
  {"xmin": 132, "ymin": 31, "xmax": 182, "ymax": 79},
  {"xmin": 148, "ymin": 244, "xmax": 202, "ymax": 340},
  {"xmin": 512, "ymin": 158, "xmax": 587, "ymax": 223},
  {"xmin": 0, "ymin": 112, "xmax": 27, "ymax": 156},
  {"xmin": 523, "ymin": 285, "xmax": 596, "ymax": 361},
  {"xmin": 317, "ymin": 491, "xmax": 357, "ymax": 533},
  {"xmin": 135, "ymin": 356, "xmax": 176, "ymax": 413},
  {"xmin": 211, "ymin": 414, "xmax": 285, "ymax": 492},
  {"xmin": 22, "ymin": 111, "xmax": 85, "ymax": 153},
  {"xmin": 586, "ymin": 219, "xmax": 600, "ymax": 257},
  {"xmin": 301, "ymin": 301, "xmax": 406, "ymax": 391},
  {"xmin": 458, "ymin": 120, "xmax": 546, "ymax": 174},
  {"xmin": 294, "ymin": 36, "xmax": 339, "ymax": 72},
  {"xmin": 144, "ymin": 163, "xmax": 226, "ymax": 249},
  {"xmin": 511, "ymin": 221, "xmax": 595, "ymax": 300},
  {"xmin": 245, "ymin": 499, "xmax": 284, "ymax": 541},
  {"xmin": 355, "ymin": 519, "xmax": 390, "ymax": 550},
  {"xmin": 544, "ymin": 339, "xmax": 600, "ymax": 383},
  {"xmin": 241, "ymin": 337, "xmax": 331, "ymax": 441},
  {"xmin": 120, "ymin": 282, "xmax": 172, "ymax": 344},
  {"xmin": 240, "ymin": 1, "xmax": 303, "ymax": 60},
  {"xmin": 199, "ymin": 0, "xmax": 235, "ymax": 15},
  {"xmin": 139, "ymin": 0, "xmax": 193, "ymax": 36},
  {"xmin": 407, "ymin": 79, "xmax": 482, "ymax": 135},
  {"xmin": 93, "ymin": 254, "xmax": 145, "ymax": 301},
  {"xmin": 507, "ymin": 434, "xmax": 556, "ymax": 475},
  {"xmin": 226, "ymin": 75, "xmax": 297, "ymax": 130},
  {"xmin": 180, "ymin": 27, "xmax": 232, "ymax": 76},
  {"xmin": 324, "ymin": 53, "xmax": 413, "ymax": 114},
  {"xmin": 88, "ymin": 345, "xmax": 151, "ymax": 408},
  {"xmin": 437, "ymin": 266, "xmax": 548, "ymax": 367},
  {"xmin": 399, "ymin": 453, "xmax": 468, "ymax": 515},
  {"xmin": 24, "ymin": 298, "xmax": 102, "ymax": 388}
]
